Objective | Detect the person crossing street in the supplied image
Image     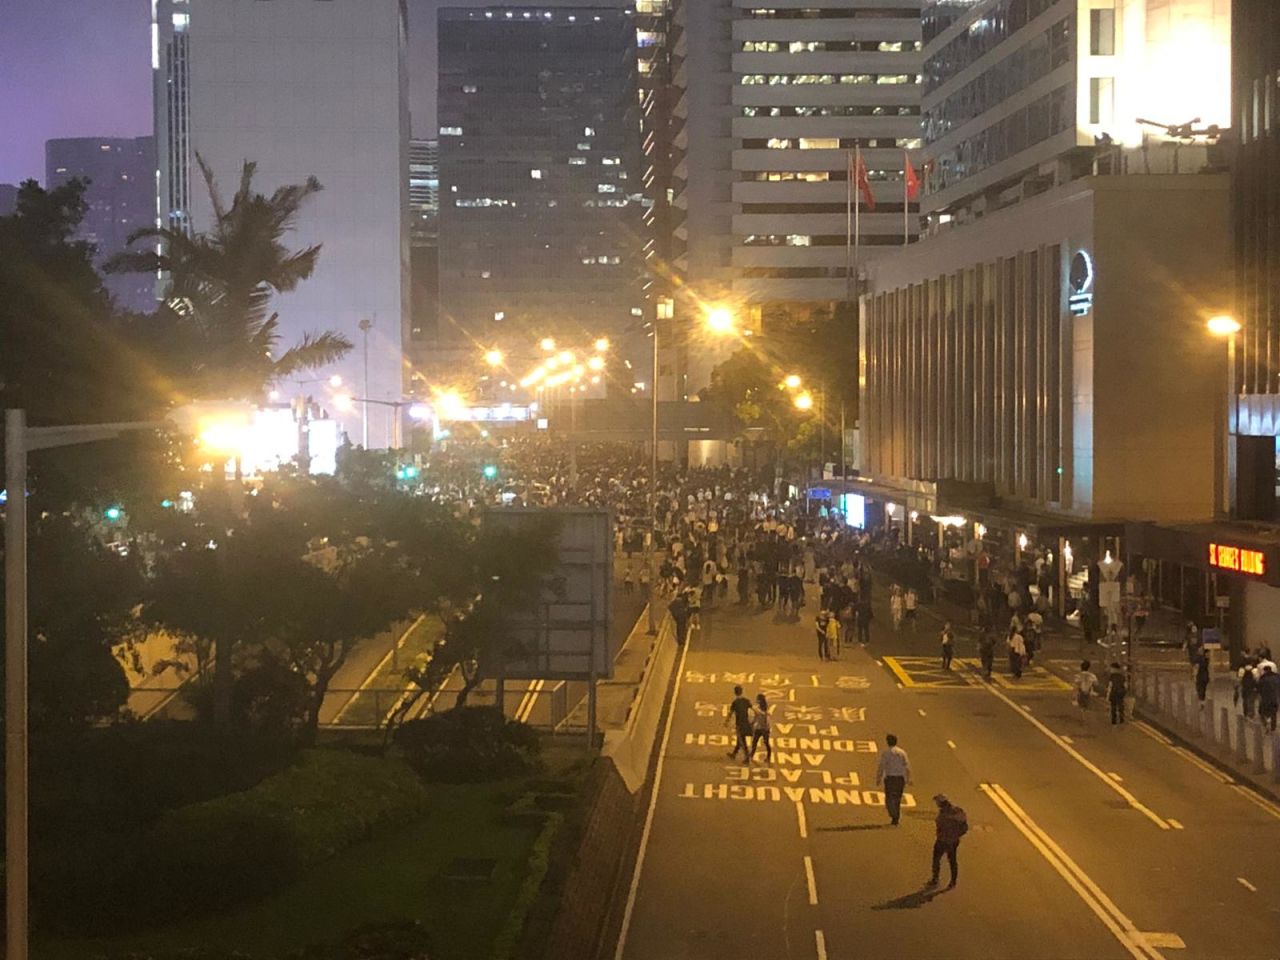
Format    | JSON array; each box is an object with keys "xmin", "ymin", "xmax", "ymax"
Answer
[
  {"xmin": 875, "ymin": 733, "xmax": 912, "ymax": 826},
  {"xmin": 926, "ymin": 794, "xmax": 968, "ymax": 889}
]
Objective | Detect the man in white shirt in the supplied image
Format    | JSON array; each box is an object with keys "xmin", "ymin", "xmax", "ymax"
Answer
[{"xmin": 875, "ymin": 733, "xmax": 912, "ymax": 826}]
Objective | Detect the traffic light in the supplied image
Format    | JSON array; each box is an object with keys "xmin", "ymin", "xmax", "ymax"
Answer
[
  {"xmin": 404, "ymin": 465, "xmax": 420, "ymax": 479},
  {"xmin": 104, "ymin": 505, "xmax": 124, "ymax": 522},
  {"xmin": 482, "ymin": 464, "xmax": 498, "ymax": 480}
]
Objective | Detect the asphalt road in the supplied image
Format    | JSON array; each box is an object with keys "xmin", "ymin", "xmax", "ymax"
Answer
[{"xmin": 614, "ymin": 587, "xmax": 1280, "ymax": 960}]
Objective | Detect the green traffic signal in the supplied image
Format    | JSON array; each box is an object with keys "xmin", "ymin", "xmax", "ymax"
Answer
[
  {"xmin": 482, "ymin": 464, "xmax": 498, "ymax": 480},
  {"xmin": 104, "ymin": 506, "xmax": 124, "ymax": 522}
]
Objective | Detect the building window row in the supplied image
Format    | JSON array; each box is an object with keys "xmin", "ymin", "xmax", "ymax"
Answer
[
  {"xmin": 924, "ymin": 16, "xmax": 1072, "ymax": 138},
  {"xmin": 924, "ymin": 0, "xmax": 1063, "ymax": 79},
  {"xmin": 742, "ymin": 137, "xmax": 921, "ymax": 150},
  {"xmin": 742, "ymin": 230, "xmax": 913, "ymax": 246},
  {"xmin": 740, "ymin": 73, "xmax": 920, "ymax": 86},
  {"xmin": 744, "ymin": 7, "xmax": 921, "ymax": 20},
  {"xmin": 742, "ymin": 105, "xmax": 920, "ymax": 118},
  {"xmin": 929, "ymin": 83, "xmax": 1073, "ymax": 194},
  {"xmin": 741, "ymin": 40, "xmax": 921, "ymax": 53}
]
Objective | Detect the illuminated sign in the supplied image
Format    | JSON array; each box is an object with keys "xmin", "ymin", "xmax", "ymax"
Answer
[
  {"xmin": 1208, "ymin": 543, "xmax": 1266, "ymax": 577},
  {"xmin": 1068, "ymin": 250, "xmax": 1094, "ymax": 317}
]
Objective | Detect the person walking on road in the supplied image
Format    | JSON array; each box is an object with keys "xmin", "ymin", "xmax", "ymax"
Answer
[
  {"xmin": 940, "ymin": 621, "xmax": 955, "ymax": 671},
  {"xmin": 875, "ymin": 733, "xmax": 912, "ymax": 826},
  {"xmin": 856, "ymin": 597, "xmax": 873, "ymax": 645},
  {"xmin": 1007, "ymin": 628, "xmax": 1027, "ymax": 679},
  {"xmin": 890, "ymin": 586, "xmax": 904, "ymax": 632},
  {"xmin": 1258, "ymin": 664, "xmax": 1280, "ymax": 732},
  {"xmin": 749, "ymin": 693, "xmax": 772, "ymax": 762},
  {"xmin": 825, "ymin": 611, "xmax": 841, "ymax": 660},
  {"xmin": 668, "ymin": 593, "xmax": 690, "ymax": 647},
  {"xmin": 978, "ymin": 631, "xmax": 996, "ymax": 680},
  {"xmin": 926, "ymin": 794, "xmax": 968, "ymax": 889},
  {"xmin": 1104, "ymin": 662, "xmax": 1127, "ymax": 724},
  {"xmin": 904, "ymin": 587, "xmax": 919, "ymax": 632},
  {"xmin": 815, "ymin": 610, "xmax": 833, "ymax": 661},
  {"xmin": 1073, "ymin": 660, "xmax": 1098, "ymax": 715},
  {"xmin": 726, "ymin": 685, "xmax": 754, "ymax": 763}
]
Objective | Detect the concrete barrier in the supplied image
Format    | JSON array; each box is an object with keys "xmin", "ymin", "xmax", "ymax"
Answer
[{"xmin": 602, "ymin": 618, "xmax": 677, "ymax": 793}]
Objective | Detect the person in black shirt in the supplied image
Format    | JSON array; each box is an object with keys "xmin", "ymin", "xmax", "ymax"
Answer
[{"xmin": 725, "ymin": 685, "xmax": 754, "ymax": 763}]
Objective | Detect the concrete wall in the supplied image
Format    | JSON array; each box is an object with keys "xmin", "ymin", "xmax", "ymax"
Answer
[{"xmin": 1090, "ymin": 175, "xmax": 1229, "ymax": 522}]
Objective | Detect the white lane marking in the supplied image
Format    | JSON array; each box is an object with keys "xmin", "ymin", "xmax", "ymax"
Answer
[
  {"xmin": 947, "ymin": 739, "xmax": 957, "ymax": 749},
  {"xmin": 895, "ymin": 681, "xmax": 904, "ymax": 689},
  {"xmin": 1142, "ymin": 933, "xmax": 1186, "ymax": 949},
  {"xmin": 978, "ymin": 680, "xmax": 1170, "ymax": 829},
  {"xmin": 917, "ymin": 708, "xmax": 927, "ymax": 717},
  {"xmin": 875, "ymin": 658, "xmax": 884, "ymax": 667},
  {"xmin": 331, "ymin": 614, "xmax": 425, "ymax": 725},
  {"xmin": 803, "ymin": 855, "xmax": 819, "ymax": 905},
  {"xmin": 613, "ymin": 630, "xmax": 689, "ymax": 960},
  {"xmin": 815, "ymin": 929, "xmax": 828, "ymax": 960},
  {"xmin": 795, "ymin": 801, "xmax": 808, "ymax": 839},
  {"xmin": 1061, "ymin": 735, "xmax": 1075, "ymax": 744},
  {"xmin": 1237, "ymin": 877, "xmax": 1257, "ymax": 892},
  {"xmin": 1230, "ymin": 784, "xmax": 1280, "ymax": 821},
  {"xmin": 1166, "ymin": 818, "xmax": 1184, "ymax": 830},
  {"xmin": 981, "ymin": 783, "xmax": 1168, "ymax": 960},
  {"xmin": 1172, "ymin": 746, "xmax": 1232, "ymax": 784},
  {"xmin": 1108, "ymin": 772, "xmax": 1124, "ymax": 783},
  {"xmin": 1022, "ymin": 703, "xmax": 1034, "ymax": 712},
  {"xmin": 811, "ymin": 675, "xmax": 820, "ymax": 687},
  {"xmin": 1132, "ymin": 720, "xmax": 1172, "ymax": 746}
]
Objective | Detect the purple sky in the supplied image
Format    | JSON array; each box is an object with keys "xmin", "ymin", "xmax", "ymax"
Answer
[{"xmin": 0, "ymin": 0, "xmax": 153, "ymax": 185}]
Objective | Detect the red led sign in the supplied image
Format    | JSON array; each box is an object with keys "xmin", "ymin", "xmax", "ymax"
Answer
[{"xmin": 1208, "ymin": 543, "xmax": 1266, "ymax": 577}]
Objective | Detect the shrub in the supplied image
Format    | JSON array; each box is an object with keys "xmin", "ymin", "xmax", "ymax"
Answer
[
  {"xmin": 394, "ymin": 707, "xmax": 540, "ymax": 782},
  {"xmin": 35, "ymin": 750, "xmax": 429, "ymax": 935}
]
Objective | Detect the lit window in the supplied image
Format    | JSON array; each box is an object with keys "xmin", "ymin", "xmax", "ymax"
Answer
[
  {"xmin": 440, "ymin": 126, "xmax": 463, "ymax": 136},
  {"xmin": 463, "ymin": 84, "xmax": 478, "ymax": 94},
  {"xmin": 799, "ymin": 138, "xmax": 839, "ymax": 150},
  {"xmin": 598, "ymin": 184, "xmax": 619, "ymax": 193},
  {"xmin": 530, "ymin": 169, "xmax": 544, "ymax": 179},
  {"xmin": 569, "ymin": 157, "xmax": 587, "ymax": 165},
  {"xmin": 494, "ymin": 311, "xmax": 505, "ymax": 322},
  {"xmin": 584, "ymin": 126, "xmax": 595, "ymax": 137}
]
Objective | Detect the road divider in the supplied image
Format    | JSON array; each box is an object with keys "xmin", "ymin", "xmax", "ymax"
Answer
[{"xmin": 980, "ymin": 783, "xmax": 1174, "ymax": 960}]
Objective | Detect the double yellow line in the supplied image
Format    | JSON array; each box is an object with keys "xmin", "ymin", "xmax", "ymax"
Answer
[
  {"xmin": 981, "ymin": 783, "xmax": 1174, "ymax": 960},
  {"xmin": 515, "ymin": 679, "xmax": 546, "ymax": 723}
]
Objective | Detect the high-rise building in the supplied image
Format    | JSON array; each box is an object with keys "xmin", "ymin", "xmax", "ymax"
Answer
[
  {"xmin": 855, "ymin": 0, "xmax": 1234, "ymax": 620},
  {"xmin": 435, "ymin": 6, "xmax": 646, "ymax": 378},
  {"xmin": 666, "ymin": 0, "xmax": 923, "ymax": 394},
  {"xmin": 0, "ymin": 184, "xmax": 18, "ymax": 216},
  {"xmin": 45, "ymin": 136, "xmax": 157, "ymax": 313},
  {"xmin": 406, "ymin": 138, "xmax": 440, "ymax": 387},
  {"xmin": 153, "ymin": 0, "xmax": 411, "ymax": 449}
]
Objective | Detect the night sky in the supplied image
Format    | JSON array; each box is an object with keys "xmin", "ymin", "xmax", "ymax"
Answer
[{"xmin": 0, "ymin": 0, "xmax": 153, "ymax": 185}]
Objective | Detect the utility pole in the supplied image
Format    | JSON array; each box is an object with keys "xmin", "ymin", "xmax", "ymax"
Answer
[{"xmin": 359, "ymin": 317, "xmax": 373, "ymax": 448}]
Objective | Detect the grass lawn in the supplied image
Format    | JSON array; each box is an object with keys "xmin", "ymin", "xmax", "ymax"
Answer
[{"xmin": 37, "ymin": 781, "xmax": 540, "ymax": 960}]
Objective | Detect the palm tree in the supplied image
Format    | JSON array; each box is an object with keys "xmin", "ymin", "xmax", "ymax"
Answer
[
  {"xmin": 110, "ymin": 157, "xmax": 353, "ymax": 725},
  {"xmin": 109, "ymin": 155, "xmax": 352, "ymax": 402}
]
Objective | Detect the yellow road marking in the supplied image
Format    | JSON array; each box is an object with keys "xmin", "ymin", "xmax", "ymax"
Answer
[
  {"xmin": 981, "ymin": 783, "xmax": 1169, "ymax": 960},
  {"xmin": 795, "ymin": 801, "xmax": 808, "ymax": 839},
  {"xmin": 979, "ymin": 680, "xmax": 1170, "ymax": 829},
  {"xmin": 803, "ymin": 855, "xmax": 819, "ymax": 904},
  {"xmin": 947, "ymin": 740, "xmax": 957, "ymax": 749},
  {"xmin": 1166, "ymin": 818, "xmax": 1184, "ymax": 830},
  {"xmin": 814, "ymin": 930, "xmax": 828, "ymax": 960},
  {"xmin": 1237, "ymin": 877, "xmax": 1257, "ymax": 892},
  {"xmin": 881, "ymin": 656, "xmax": 916, "ymax": 686},
  {"xmin": 1142, "ymin": 933, "xmax": 1186, "ymax": 949},
  {"xmin": 1230, "ymin": 784, "xmax": 1280, "ymax": 821}
]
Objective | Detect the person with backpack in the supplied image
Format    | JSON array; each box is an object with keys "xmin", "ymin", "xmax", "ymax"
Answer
[
  {"xmin": 1104, "ymin": 662, "xmax": 1128, "ymax": 724},
  {"xmin": 749, "ymin": 693, "xmax": 772, "ymax": 763},
  {"xmin": 926, "ymin": 794, "xmax": 968, "ymax": 889}
]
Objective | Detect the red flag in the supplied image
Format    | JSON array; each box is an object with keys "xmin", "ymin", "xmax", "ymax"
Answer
[
  {"xmin": 854, "ymin": 149, "xmax": 876, "ymax": 211},
  {"xmin": 904, "ymin": 152, "xmax": 921, "ymax": 201}
]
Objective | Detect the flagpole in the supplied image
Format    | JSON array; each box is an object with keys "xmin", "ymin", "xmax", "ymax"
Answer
[
  {"xmin": 854, "ymin": 144, "xmax": 861, "ymax": 297},
  {"xmin": 846, "ymin": 149, "xmax": 854, "ymax": 303},
  {"xmin": 903, "ymin": 151, "xmax": 909, "ymax": 247}
]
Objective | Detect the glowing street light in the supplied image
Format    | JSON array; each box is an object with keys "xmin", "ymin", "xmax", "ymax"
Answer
[
  {"xmin": 1207, "ymin": 314, "xmax": 1241, "ymax": 337},
  {"xmin": 328, "ymin": 374, "xmax": 343, "ymax": 387},
  {"xmin": 540, "ymin": 337, "xmax": 556, "ymax": 352},
  {"xmin": 793, "ymin": 391, "xmax": 815, "ymax": 411},
  {"xmin": 783, "ymin": 374, "xmax": 802, "ymax": 390},
  {"xmin": 587, "ymin": 355, "xmax": 605, "ymax": 372},
  {"xmin": 594, "ymin": 337, "xmax": 610, "ymax": 353},
  {"xmin": 705, "ymin": 306, "xmax": 736, "ymax": 335},
  {"xmin": 484, "ymin": 348, "xmax": 504, "ymax": 367},
  {"xmin": 333, "ymin": 394, "xmax": 356, "ymax": 413},
  {"xmin": 558, "ymin": 350, "xmax": 575, "ymax": 365}
]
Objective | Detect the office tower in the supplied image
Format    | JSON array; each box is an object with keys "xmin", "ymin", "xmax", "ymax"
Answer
[
  {"xmin": 406, "ymin": 138, "xmax": 440, "ymax": 388},
  {"xmin": 666, "ymin": 0, "xmax": 923, "ymax": 394},
  {"xmin": 855, "ymin": 0, "xmax": 1233, "ymax": 604},
  {"xmin": 435, "ymin": 6, "xmax": 645, "ymax": 379},
  {"xmin": 153, "ymin": 0, "xmax": 411, "ymax": 449},
  {"xmin": 0, "ymin": 184, "xmax": 17, "ymax": 216},
  {"xmin": 45, "ymin": 137, "xmax": 157, "ymax": 313}
]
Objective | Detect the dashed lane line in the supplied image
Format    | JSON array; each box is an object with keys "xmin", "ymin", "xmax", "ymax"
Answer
[
  {"xmin": 795, "ymin": 801, "xmax": 808, "ymax": 839},
  {"xmin": 803, "ymin": 855, "xmax": 819, "ymax": 905},
  {"xmin": 1238, "ymin": 877, "xmax": 1258, "ymax": 893},
  {"xmin": 1230, "ymin": 783, "xmax": 1280, "ymax": 821},
  {"xmin": 1166, "ymin": 819, "xmax": 1184, "ymax": 830},
  {"xmin": 977, "ymin": 676, "xmax": 1171, "ymax": 829},
  {"xmin": 947, "ymin": 740, "xmax": 957, "ymax": 749},
  {"xmin": 814, "ymin": 930, "xmax": 828, "ymax": 960},
  {"xmin": 917, "ymin": 708, "xmax": 927, "ymax": 717},
  {"xmin": 613, "ymin": 632, "xmax": 690, "ymax": 960},
  {"xmin": 330, "ymin": 614, "xmax": 425, "ymax": 725},
  {"xmin": 981, "ymin": 783, "xmax": 1170, "ymax": 960}
]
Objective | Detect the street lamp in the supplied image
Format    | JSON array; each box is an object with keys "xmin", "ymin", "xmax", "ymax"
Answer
[
  {"xmin": 594, "ymin": 337, "xmax": 610, "ymax": 353},
  {"xmin": 1208, "ymin": 314, "xmax": 1241, "ymax": 518},
  {"xmin": 705, "ymin": 305, "xmax": 736, "ymax": 335},
  {"xmin": 540, "ymin": 337, "xmax": 556, "ymax": 352},
  {"xmin": 484, "ymin": 348, "xmax": 504, "ymax": 368},
  {"xmin": 794, "ymin": 391, "xmax": 815, "ymax": 411}
]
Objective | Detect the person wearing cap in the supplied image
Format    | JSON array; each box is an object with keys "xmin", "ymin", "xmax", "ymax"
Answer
[{"xmin": 926, "ymin": 793, "xmax": 969, "ymax": 889}]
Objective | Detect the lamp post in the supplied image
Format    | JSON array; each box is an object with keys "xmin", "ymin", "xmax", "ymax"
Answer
[
  {"xmin": 334, "ymin": 394, "xmax": 413, "ymax": 449},
  {"xmin": 358, "ymin": 318, "xmax": 373, "ymax": 448},
  {"xmin": 1207, "ymin": 314, "xmax": 1241, "ymax": 519},
  {"xmin": 5, "ymin": 410, "xmax": 165, "ymax": 960}
]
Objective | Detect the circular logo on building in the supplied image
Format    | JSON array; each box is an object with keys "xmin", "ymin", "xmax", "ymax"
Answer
[{"xmin": 1069, "ymin": 250, "xmax": 1094, "ymax": 294}]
